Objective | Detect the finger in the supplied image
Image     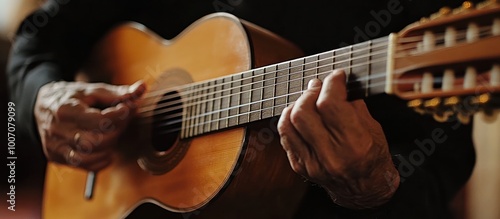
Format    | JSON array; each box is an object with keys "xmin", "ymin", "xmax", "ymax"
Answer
[
  {"xmin": 314, "ymin": 71, "xmax": 375, "ymax": 162},
  {"xmin": 74, "ymin": 129, "xmax": 122, "ymax": 152},
  {"xmin": 289, "ymin": 78, "xmax": 332, "ymax": 149},
  {"xmin": 54, "ymin": 98, "xmax": 88, "ymax": 121},
  {"xmin": 326, "ymin": 69, "xmax": 347, "ymax": 101},
  {"xmin": 69, "ymin": 103, "xmax": 133, "ymax": 131},
  {"xmin": 316, "ymin": 70, "xmax": 361, "ymax": 132},
  {"xmin": 82, "ymin": 81, "xmax": 146, "ymax": 107},
  {"xmin": 278, "ymin": 104, "xmax": 311, "ymax": 175},
  {"xmin": 43, "ymin": 138, "xmax": 71, "ymax": 165},
  {"xmin": 66, "ymin": 149, "xmax": 112, "ymax": 171}
]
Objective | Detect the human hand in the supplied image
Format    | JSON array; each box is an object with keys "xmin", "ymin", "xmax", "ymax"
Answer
[
  {"xmin": 34, "ymin": 81, "xmax": 146, "ymax": 171},
  {"xmin": 277, "ymin": 70, "xmax": 399, "ymax": 209}
]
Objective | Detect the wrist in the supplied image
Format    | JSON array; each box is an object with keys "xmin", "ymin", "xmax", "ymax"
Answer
[{"xmin": 323, "ymin": 160, "xmax": 400, "ymax": 209}]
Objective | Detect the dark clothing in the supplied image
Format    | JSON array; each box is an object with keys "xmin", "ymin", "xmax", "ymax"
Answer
[{"xmin": 7, "ymin": 0, "xmax": 476, "ymax": 218}]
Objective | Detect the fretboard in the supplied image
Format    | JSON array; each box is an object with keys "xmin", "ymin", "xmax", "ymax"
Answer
[{"xmin": 178, "ymin": 36, "xmax": 389, "ymax": 138}]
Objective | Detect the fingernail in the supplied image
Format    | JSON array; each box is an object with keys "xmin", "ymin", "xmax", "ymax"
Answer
[
  {"xmin": 308, "ymin": 79, "xmax": 321, "ymax": 89},
  {"xmin": 128, "ymin": 80, "xmax": 144, "ymax": 93}
]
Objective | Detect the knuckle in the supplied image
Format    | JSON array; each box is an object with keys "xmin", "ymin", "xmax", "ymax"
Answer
[
  {"xmin": 55, "ymin": 100, "xmax": 84, "ymax": 119},
  {"xmin": 322, "ymin": 160, "xmax": 342, "ymax": 177},
  {"xmin": 316, "ymin": 98, "xmax": 331, "ymax": 114},
  {"xmin": 289, "ymin": 160, "xmax": 306, "ymax": 176},
  {"xmin": 286, "ymin": 152, "xmax": 306, "ymax": 176},
  {"xmin": 277, "ymin": 120, "xmax": 289, "ymax": 136},
  {"xmin": 289, "ymin": 107, "xmax": 306, "ymax": 127}
]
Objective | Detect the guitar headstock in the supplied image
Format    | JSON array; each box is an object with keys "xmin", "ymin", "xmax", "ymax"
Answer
[{"xmin": 390, "ymin": 0, "xmax": 500, "ymax": 123}]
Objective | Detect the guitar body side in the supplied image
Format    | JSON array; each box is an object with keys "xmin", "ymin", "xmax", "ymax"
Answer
[{"xmin": 43, "ymin": 13, "xmax": 307, "ymax": 219}]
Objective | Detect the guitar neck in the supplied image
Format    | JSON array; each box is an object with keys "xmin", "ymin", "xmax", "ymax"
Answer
[{"xmin": 171, "ymin": 36, "xmax": 391, "ymax": 138}]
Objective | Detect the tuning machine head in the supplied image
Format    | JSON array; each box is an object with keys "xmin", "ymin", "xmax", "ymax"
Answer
[
  {"xmin": 408, "ymin": 97, "xmax": 454, "ymax": 121},
  {"xmin": 407, "ymin": 94, "xmax": 498, "ymax": 124}
]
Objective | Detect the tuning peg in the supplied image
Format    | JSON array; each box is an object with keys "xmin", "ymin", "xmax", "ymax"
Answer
[
  {"xmin": 470, "ymin": 93, "xmax": 491, "ymax": 105},
  {"xmin": 433, "ymin": 111, "xmax": 454, "ymax": 122},
  {"xmin": 445, "ymin": 27, "xmax": 457, "ymax": 47},
  {"xmin": 424, "ymin": 98, "xmax": 446, "ymax": 119},
  {"xmin": 493, "ymin": 19, "xmax": 500, "ymax": 36},
  {"xmin": 423, "ymin": 97, "xmax": 454, "ymax": 122},
  {"xmin": 457, "ymin": 111, "xmax": 472, "ymax": 124},
  {"xmin": 424, "ymin": 97, "xmax": 442, "ymax": 108},
  {"xmin": 408, "ymin": 99, "xmax": 425, "ymax": 114},
  {"xmin": 444, "ymin": 96, "xmax": 460, "ymax": 107},
  {"xmin": 423, "ymin": 31, "xmax": 436, "ymax": 51},
  {"xmin": 430, "ymin": 7, "xmax": 452, "ymax": 19},
  {"xmin": 466, "ymin": 23, "xmax": 480, "ymax": 42},
  {"xmin": 422, "ymin": 72, "xmax": 434, "ymax": 93},
  {"xmin": 491, "ymin": 64, "xmax": 500, "ymax": 86},
  {"xmin": 464, "ymin": 66, "xmax": 477, "ymax": 89},
  {"xmin": 477, "ymin": 0, "xmax": 498, "ymax": 9},
  {"xmin": 463, "ymin": 1, "xmax": 474, "ymax": 9},
  {"xmin": 453, "ymin": 1, "xmax": 474, "ymax": 14},
  {"xmin": 420, "ymin": 17, "xmax": 430, "ymax": 23},
  {"xmin": 442, "ymin": 69, "xmax": 455, "ymax": 91}
]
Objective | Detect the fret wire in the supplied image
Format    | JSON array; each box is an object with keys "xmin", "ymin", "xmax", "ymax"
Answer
[
  {"xmin": 287, "ymin": 60, "xmax": 292, "ymax": 106},
  {"xmin": 247, "ymin": 70, "xmax": 253, "ymax": 124},
  {"xmin": 366, "ymin": 40, "xmax": 372, "ymax": 97},
  {"xmin": 224, "ymin": 77, "xmax": 230, "ymax": 129},
  {"xmin": 216, "ymin": 79, "xmax": 222, "ymax": 131},
  {"xmin": 192, "ymin": 85, "xmax": 199, "ymax": 137},
  {"xmin": 180, "ymin": 92, "xmax": 186, "ymax": 138},
  {"xmin": 349, "ymin": 45, "xmax": 353, "ymax": 77},
  {"xmin": 259, "ymin": 69, "xmax": 264, "ymax": 120},
  {"xmin": 184, "ymin": 86, "xmax": 190, "ymax": 138},
  {"xmin": 188, "ymin": 87, "xmax": 194, "ymax": 137},
  {"xmin": 200, "ymin": 82, "xmax": 206, "ymax": 134},
  {"xmin": 274, "ymin": 65, "xmax": 278, "ymax": 117},
  {"xmin": 237, "ymin": 75, "xmax": 241, "ymax": 125},
  {"xmin": 207, "ymin": 80, "xmax": 213, "ymax": 133},
  {"xmin": 194, "ymin": 84, "xmax": 200, "ymax": 136}
]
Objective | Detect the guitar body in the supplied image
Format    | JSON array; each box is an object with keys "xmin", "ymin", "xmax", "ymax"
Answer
[{"xmin": 43, "ymin": 13, "xmax": 307, "ymax": 218}]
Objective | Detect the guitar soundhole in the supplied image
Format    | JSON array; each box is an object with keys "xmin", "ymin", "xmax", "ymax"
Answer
[{"xmin": 151, "ymin": 91, "xmax": 182, "ymax": 152}]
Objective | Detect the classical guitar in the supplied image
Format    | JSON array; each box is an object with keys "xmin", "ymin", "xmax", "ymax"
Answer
[{"xmin": 44, "ymin": 1, "xmax": 500, "ymax": 218}]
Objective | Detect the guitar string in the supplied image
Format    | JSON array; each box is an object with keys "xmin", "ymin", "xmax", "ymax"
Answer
[
  {"xmin": 396, "ymin": 25, "xmax": 492, "ymax": 43},
  {"xmin": 152, "ymin": 81, "xmax": 391, "ymax": 136},
  {"xmin": 138, "ymin": 25, "xmax": 494, "ymax": 109},
  {"xmin": 140, "ymin": 39, "xmax": 390, "ymax": 101},
  {"xmin": 138, "ymin": 55, "xmax": 389, "ymax": 114},
  {"xmin": 396, "ymin": 26, "xmax": 493, "ymax": 52},
  {"xmin": 138, "ymin": 54, "xmax": 389, "ymax": 114}
]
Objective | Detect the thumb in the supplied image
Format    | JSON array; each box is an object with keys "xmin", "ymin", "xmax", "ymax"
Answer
[{"xmin": 83, "ymin": 81, "xmax": 146, "ymax": 107}]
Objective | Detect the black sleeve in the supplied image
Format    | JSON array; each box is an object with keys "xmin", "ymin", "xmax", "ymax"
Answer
[
  {"xmin": 295, "ymin": 95, "xmax": 475, "ymax": 219},
  {"xmin": 6, "ymin": 0, "xmax": 139, "ymax": 144}
]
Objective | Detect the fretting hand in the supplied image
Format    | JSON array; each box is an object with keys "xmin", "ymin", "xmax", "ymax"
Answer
[
  {"xmin": 277, "ymin": 70, "xmax": 399, "ymax": 209},
  {"xmin": 34, "ymin": 81, "xmax": 146, "ymax": 171}
]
